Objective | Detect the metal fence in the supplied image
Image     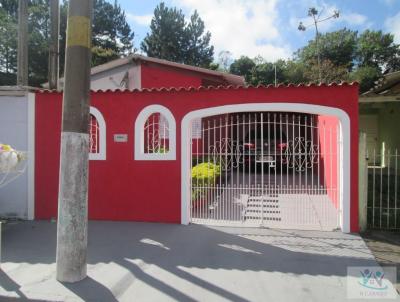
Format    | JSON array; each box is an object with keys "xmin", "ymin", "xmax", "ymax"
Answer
[
  {"xmin": 190, "ymin": 112, "xmax": 341, "ymax": 231},
  {"xmin": 366, "ymin": 149, "xmax": 400, "ymax": 230}
]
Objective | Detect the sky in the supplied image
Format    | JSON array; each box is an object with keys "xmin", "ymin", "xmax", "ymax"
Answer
[{"xmin": 116, "ymin": 0, "xmax": 400, "ymax": 62}]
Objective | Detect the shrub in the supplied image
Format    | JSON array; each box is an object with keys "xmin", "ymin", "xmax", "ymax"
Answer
[
  {"xmin": 191, "ymin": 162, "xmax": 221, "ymax": 202},
  {"xmin": 191, "ymin": 162, "xmax": 221, "ymax": 186}
]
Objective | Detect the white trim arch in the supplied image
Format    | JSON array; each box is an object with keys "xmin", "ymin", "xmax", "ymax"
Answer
[
  {"xmin": 134, "ymin": 104, "xmax": 176, "ymax": 160},
  {"xmin": 181, "ymin": 103, "xmax": 351, "ymax": 233},
  {"xmin": 89, "ymin": 106, "xmax": 106, "ymax": 160}
]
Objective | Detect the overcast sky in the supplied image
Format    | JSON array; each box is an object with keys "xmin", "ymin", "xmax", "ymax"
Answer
[{"xmin": 116, "ymin": 0, "xmax": 400, "ymax": 61}]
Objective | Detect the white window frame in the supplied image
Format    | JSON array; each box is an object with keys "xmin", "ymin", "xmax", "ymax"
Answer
[
  {"xmin": 89, "ymin": 106, "xmax": 106, "ymax": 160},
  {"xmin": 134, "ymin": 104, "xmax": 176, "ymax": 160}
]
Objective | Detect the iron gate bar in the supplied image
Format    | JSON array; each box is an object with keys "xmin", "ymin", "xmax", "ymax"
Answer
[{"xmin": 190, "ymin": 112, "xmax": 340, "ymax": 230}]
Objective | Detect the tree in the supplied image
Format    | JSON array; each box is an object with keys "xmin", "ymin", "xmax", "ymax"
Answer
[
  {"xmin": 282, "ymin": 60, "xmax": 308, "ymax": 84},
  {"xmin": 304, "ymin": 59, "xmax": 349, "ymax": 83},
  {"xmin": 249, "ymin": 60, "xmax": 287, "ymax": 86},
  {"xmin": 0, "ymin": 0, "xmax": 134, "ymax": 86},
  {"xmin": 60, "ymin": 0, "xmax": 135, "ymax": 69},
  {"xmin": 0, "ymin": 5, "xmax": 17, "ymax": 84},
  {"xmin": 184, "ymin": 10, "xmax": 214, "ymax": 67},
  {"xmin": 0, "ymin": 0, "xmax": 51, "ymax": 86},
  {"xmin": 229, "ymin": 56, "xmax": 255, "ymax": 83},
  {"xmin": 296, "ymin": 28, "xmax": 358, "ymax": 70},
  {"xmin": 349, "ymin": 65, "xmax": 380, "ymax": 93},
  {"xmin": 356, "ymin": 30, "xmax": 400, "ymax": 73},
  {"xmin": 141, "ymin": 2, "xmax": 214, "ymax": 67}
]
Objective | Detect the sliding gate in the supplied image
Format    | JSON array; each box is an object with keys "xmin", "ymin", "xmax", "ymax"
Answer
[{"xmin": 190, "ymin": 112, "xmax": 341, "ymax": 231}]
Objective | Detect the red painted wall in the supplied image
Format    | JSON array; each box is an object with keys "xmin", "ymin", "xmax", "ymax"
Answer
[
  {"xmin": 140, "ymin": 63, "xmax": 202, "ymax": 89},
  {"xmin": 318, "ymin": 115, "xmax": 339, "ymax": 208},
  {"xmin": 35, "ymin": 84, "xmax": 359, "ymax": 231}
]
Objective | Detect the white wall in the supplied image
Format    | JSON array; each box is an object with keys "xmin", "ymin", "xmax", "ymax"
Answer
[
  {"xmin": 0, "ymin": 93, "xmax": 34, "ymax": 219},
  {"xmin": 90, "ymin": 64, "xmax": 140, "ymax": 91}
]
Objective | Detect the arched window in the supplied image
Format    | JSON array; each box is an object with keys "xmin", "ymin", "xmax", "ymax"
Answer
[
  {"xmin": 89, "ymin": 106, "xmax": 106, "ymax": 160},
  {"xmin": 135, "ymin": 105, "xmax": 176, "ymax": 160}
]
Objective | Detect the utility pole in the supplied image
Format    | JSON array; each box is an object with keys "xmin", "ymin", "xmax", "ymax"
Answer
[
  {"xmin": 56, "ymin": 0, "xmax": 93, "ymax": 283},
  {"xmin": 298, "ymin": 8, "xmax": 339, "ymax": 83},
  {"xmin": 48, "ymin": 0, "xmax": 60, "ymax": 90},
  {"xmin": 17, "ymin": 0, "xmax": 28, "ymax": 86}
]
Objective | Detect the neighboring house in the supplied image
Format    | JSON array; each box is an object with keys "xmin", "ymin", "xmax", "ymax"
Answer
[
  {"xmin": 42, "ymin": 54, "xmax": 244, "ymax": 90},
  {"xmin": 0, "ymin": 87, "xmax": 35, "ymax": 219},
  {"xmin": 359, "ymin": 71, "xmax": 400, "ymax": 160}
]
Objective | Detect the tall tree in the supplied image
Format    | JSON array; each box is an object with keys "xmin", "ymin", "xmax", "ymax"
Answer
[
  {"xmin": 349, "ymin": 65, "xmax": 380, "ymax": 93},
  {"xmin": 60, "ymin": 0, "xmax": 135, "ymax": 69},
  {"xmin": 282, "ymin": 60, "xmax": 308, "ymax": 84},
  {"xmin": 0, "ymin": 4, "xmax": 17, "ymax": 84},
  {"xmin": 184, "ymin": 10, "xmax": 214, "ymax": 67},
  {"xmin": 141, "ymin": 2, "xmax": 214, "ymax": 67},
  {"xmin": 0, "ymin": 0, "xmax": 134, "ymax": 86},
  {"xmin": 229, "ymin": 56, "xmax": 256, "ymax": 83},
  {"xmin": 356, "ymin": 30, "xmax": 400, "ymax": 72},
  {"xmin": 304, "ymin": 59, "xmax": 349, "ymax": 83},
  {"xmin": 249, "ymin": 60, "xmax": 287, "ymax": 86},
  {"xmin": 296, "ymin": 28, "xmax": 358, "ymax": 70}
]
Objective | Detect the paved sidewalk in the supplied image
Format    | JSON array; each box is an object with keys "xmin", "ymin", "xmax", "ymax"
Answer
[
  {"xmin": 362, "ymin": 231, "xmax": 400, "ymax": 293},
  {"xmin": 0, "ymin": 221, "xmax": 398, "ymax": 301}
]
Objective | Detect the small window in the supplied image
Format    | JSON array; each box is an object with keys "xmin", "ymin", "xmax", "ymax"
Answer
[
  {"xmin": 135, "ymin": 105, "xmax": 176, "ymax": 160},
  {"xmin": 144, "ymin": 113, "xmax": 170, "ymax": 154},
  {"xmin": 89, "ymin": 114, "xmax": 99, "ymax": 154},
  {"xmin": 89, "ymin": 106, "xmax": 106, "ymax": 160}
]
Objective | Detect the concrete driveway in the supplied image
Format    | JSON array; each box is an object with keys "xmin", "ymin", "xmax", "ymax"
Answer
[{"xmin": 0, "ymin": 221, "xmax": 398, "ymax": 302}]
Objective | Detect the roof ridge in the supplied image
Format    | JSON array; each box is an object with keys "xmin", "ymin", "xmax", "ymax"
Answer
[{"xmin": 37, "ymin": 82, "xmax": 358, "ymax": 94}]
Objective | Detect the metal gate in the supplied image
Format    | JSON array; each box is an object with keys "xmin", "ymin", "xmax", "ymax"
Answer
[{"xmin": 190, "ymin": 112, "xmax": 341, "ymax": 231}]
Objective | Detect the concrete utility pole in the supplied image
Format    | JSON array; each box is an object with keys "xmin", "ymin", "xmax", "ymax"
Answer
[
  {"xmin": 17, "ymin": 0, "xmax": 28, "ymax": 86},
  {"xmin": 48, "ymin": 0, "xmax": 60, "ymax": 90},
  {"xmin": 56, "ymin": 0, "xmax": 93, "ymax": 283}
]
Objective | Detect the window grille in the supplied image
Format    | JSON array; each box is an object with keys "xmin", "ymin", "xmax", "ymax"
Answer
[
  {"xmin": 134, "ymin": 104, "xmax": 176, "ymax": 160},
  {"xmin": 89, "ymin": 114, "xmax": 99, "ymax": 154},
  {"xmin": 144, "ymin": 113, "xmax": 169, "ymax": 154},
  {"xmin": 88, "ymin": 106, "xmax": 106, "ymax": 160}
]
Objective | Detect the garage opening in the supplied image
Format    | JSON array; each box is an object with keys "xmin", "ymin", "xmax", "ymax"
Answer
[{"xmin": 189, "ymin": 111, "xmax": 341, "ymax": 231}]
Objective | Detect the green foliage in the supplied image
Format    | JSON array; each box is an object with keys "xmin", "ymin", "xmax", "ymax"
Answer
[
  {"xmin": 0, "ymin": 5, "xmax": 17, "ymax": 76},
  {"xmin": 304, "ymin": 59, "xmax": 349, "ymax": 84},
  {"xmin": 59, "ymin": 0, "xmax": 135, "ymax": 72},
  {"xmin": 0, "ymin": 0, "xmax": 134, "ymax": 86},
  {"xmin": 296, "ymin": 28, "xmax": 358, "ymax": 70},
  {"xmin": 91, "ymin": 46, "xmax": 119, "ymax": 67},
  {"xmin": 229, "ymin": 56, "xmax": 256, "ymax": 83},
  {"xmin": 228, "ymin": 28, "xmax": 399, "ymax": 91},
  {"xmin": 192, "ymin": 162, "xmax": 221, "ymax": 186},
  {"xmin": 154, "ymin": 146, "xmax": 169, "ymax": 154},
  {"xmin": 141, "ymin": 2, "xmax": 214, "ymax": 67},
  {"xmin": 356, "ymin": 30, "xmax": 400, "ymax": 72},
  {"xmin": 229, "ymin": 57, "xmax": 308, "ymax": 85},
  {"xmin": 209, "ymin": 62, "xmax": 219, "ymax": 70},
  {"xmin": 349, "ymin": 65, "xmax": 380, "ymax": 93},
  {"xmin": 191, "ymin": 162, "xmax": 220, "ymax": 201},
  {"xmin": 282, "ymin": 60, "xmax": 308, "ymax": 84}
]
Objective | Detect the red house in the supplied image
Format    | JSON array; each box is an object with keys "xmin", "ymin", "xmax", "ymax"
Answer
[
  {"xmin": 35, "ymin": 71, "xmax": 359, "ymax": 233},
  {"xmin": 43, "ymin": 54, "xmax": 245, "ymax": 90}
]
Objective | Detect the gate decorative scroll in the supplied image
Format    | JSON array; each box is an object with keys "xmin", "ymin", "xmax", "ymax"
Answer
[
  {"xmin": 190, "ymin": 112, "xmax": 340, "ymax": 231},
  {"xmin": 209, "ymin": 138, "xmax": 243, "ymax": 171},
  {"xmin": 285, "ymin": 137, "xmax": 319, "ymax": 172}
]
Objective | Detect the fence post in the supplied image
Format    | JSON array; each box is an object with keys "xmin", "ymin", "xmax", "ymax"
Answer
[{"xmin": 359, "ymin": 132, "xmax": 368, "ymax": 232}]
